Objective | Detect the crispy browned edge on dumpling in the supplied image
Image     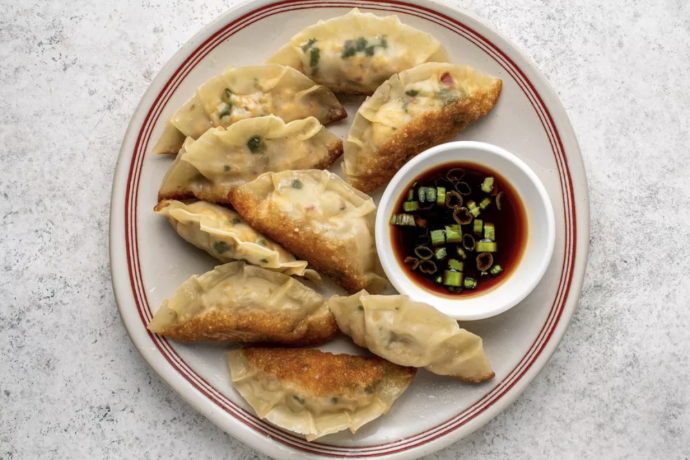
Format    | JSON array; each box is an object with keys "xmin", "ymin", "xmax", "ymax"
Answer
[
  {"xmin": 239, "ymin": 347, "xmax": 417, "ymax": 397},
  {"xmin": 325, "ymin": 105, "xmax": 349, "ymax": 123},
  {"xmin": 351, "ymin": 80, "xmax": 503, "ymax": 193},
  {"xmin": 157, "ymin": 138, "xmax": 344, "ymax": 203},
  {"xmin": 325, "ymin": 83, "xmax": 374, "ymax": 96},
  {"xmin": 460, "ymin": 367, "xmax": 495, "ymax": 383},
  {"xmin": 228, "ymin": 185, "xmax": 374, "ymax": 294},
  {"xmin": 149, "ymin": 305, "xmax": 338, "ymax": 346}
]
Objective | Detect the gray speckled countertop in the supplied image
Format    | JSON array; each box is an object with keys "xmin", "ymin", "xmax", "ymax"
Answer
[{"xmin": 1, "ymin": 0, "xmax": 689, "ymax": 458}]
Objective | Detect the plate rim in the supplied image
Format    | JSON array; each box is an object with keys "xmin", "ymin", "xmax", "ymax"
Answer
[{"xmin": 109, "ymin": 1, "xmax": 590, "ymax": 459}]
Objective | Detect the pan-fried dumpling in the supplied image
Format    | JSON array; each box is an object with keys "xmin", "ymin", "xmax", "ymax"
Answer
[
  {"xmin": 158, "ymin": 116, "xmax": 343, "ymax": 204},
  {"xmin": 344, "ymin": 63, "xmax": 503, "ymax": 192},
  {"xmin": 327, "ymin": 291, "xmax": 495, "ymax": 382},
  {"xmin": 227, "ymin": 347, "xmax": 416, "ymax": 441},
  {"xmin": 267, "ymin": 8, "xmax": 449, "ymax": 95},
  {"xmin": 148, "ymin": 262, "xmax": 337, "ymax": 345},
  {"xmin": 152, "ymin": 64, "xmax": 347, "ymax": 154},
  {"xmin": 154, "ymin": 200, "xmax": 320, "ymax": 281},
  {"xmin": 228, "ymin": 170, "xmax": 387, "ymax": 294}
]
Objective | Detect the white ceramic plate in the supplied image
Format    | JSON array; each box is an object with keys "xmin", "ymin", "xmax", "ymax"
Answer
[{"xmin": 110, "ymin": 1, "xmax": 590, "ymax": 459}]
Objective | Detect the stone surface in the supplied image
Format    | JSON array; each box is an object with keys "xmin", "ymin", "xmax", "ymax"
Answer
[{"xmin": 1, "ymin": 0, "xmax": 689, "ymax": 459}]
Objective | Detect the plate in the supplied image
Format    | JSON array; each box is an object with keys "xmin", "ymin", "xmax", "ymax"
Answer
[{"xmin": 109, "ymin": 1, "xmax": 590, "ymax": 459}]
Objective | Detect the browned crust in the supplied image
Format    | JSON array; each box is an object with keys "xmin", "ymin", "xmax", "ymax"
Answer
[
  {"xmin": 229, "ymin": 187, "xmax": 372, "ymax": 294},
  {"xmin": 458, "ymin": 370, "xmax": 495, "ymax": 383},
  {"xmin": 151, "ymin": 308, "xmax": 338, "ymax": 346},
  {"xmin": 350, "ymin": 80, "xmax": 503, "ymax": 193},
  {"xmin": 323, "ymin": 105, "xmax": 349, "ymax": 124},
  {"xmin": 241, "ymin": 348, "xmax": 416, "ymax": 398},
  {"xmin": 321, "ymin": 138, "xmax": 344, "ymax": 167},
  {"xmin": 156, "ymin": 139, "xmax": 343, "ymax": 205},
  {"xmin": 329, "ymin": 86, "xmax": 373, "ymax": 96},
  {"xmin": 157, "ymin": 189, "xmax": 198, "ymax": 203},
  {"xmin": 314, "ymin": 79, "xmax": 377, "ymax": 96}
]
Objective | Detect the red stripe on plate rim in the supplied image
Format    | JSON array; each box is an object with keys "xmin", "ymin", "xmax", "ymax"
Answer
[{"xmin": 123, "ymin": 0, "xmax": 577, "ymax": 456}]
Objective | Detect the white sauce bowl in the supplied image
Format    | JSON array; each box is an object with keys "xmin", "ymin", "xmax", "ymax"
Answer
[{"xmin": 376, "ymin": 141, "xmax": 555, "ymax": 320}]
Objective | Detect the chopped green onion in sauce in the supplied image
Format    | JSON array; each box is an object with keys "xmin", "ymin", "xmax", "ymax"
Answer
[
  {"xmin": 292, "ymin": 179, "xmax": 303, "ymax": 189},
  {"xmin": 463, "ymin": 277, "xmax": 478, "ymax": 290},
  {"xmin": 473, "ymin": 219, "xmax": 483, "ymax": 236},
  {"xmin": 496, "ymin": 192, "xmax": 506, "ymax": 211},
  {"xmin": 430, "ymin": 229, "xmax": 445, "ymax": 246},
  {"xmin": 404, "ymin": 256, "xmax": 420, "ymax": 270},
  {"xmin": 455, "ymin": 182, "xmax": 472, "ymax": 195},
  {"xmin": 481, "ymin": 177, "xmax": 495, "ymax": 193},
  {"xmin": 406, "ymin": 89, "xmax": 419, "ymax": 97},
  {"xmin": 476, "ymin": 240, "xmax": 497, "ymax": 253},
  {"xmin": 443, "ymin": 270, "xmax": 462, "ymax": 287},
  {"xmin": 484, "ymin": 223, "xmax": 495, "ymax": 241},
  {"xmin": 462, "ymin": 234, "xmax": 476, "ymax": 251},
  {"xmin": 419, "ymin": 260, "xmax": 437, "ymax": 274},
  {"xmin": 453, "ymin": 207, "xmax": 472, "ymax": 225},
  {"xmin": 414, "ymin": 246, "xmax": 434, "ymax": 260},
  {"xmin": 479, "ymin": 197, "xmax": 493, "ymax": 210},
  {"xmin": 445, "ymin": 191, "xmax": 463, "ymax": 209},
  {"xmin": 445, "ymin": 225, "xmax": 462, "ymax": 243},
  {"xmin": 446, "ymin": 168, "xmax": 465, "ymax": 182},
  {"xmin": 476, "ymin": 252, "xmax": 494, "ymax": 271},
  {"xmin": 448, "ymin": 259, "xmax": 464, "ymax": 271},
  {"xmin": 390, "ymin": 162, "xmax": 527, "ymax": 295},
  {"xmin": 490, "ymin": 264, "xmax": 504, "ymax": 275},
  {"xmin": 403, "ymin": 201, "xmax": 419, "ymax": 212},
  {"xmin": 436, "ymin": 187, "xmax": 446, "ymax": 205}
]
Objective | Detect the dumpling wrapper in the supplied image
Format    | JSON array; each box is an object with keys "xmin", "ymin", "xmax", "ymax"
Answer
[
  {"xmin": 158, "ymin": 116, "xmax": 343, "ymax": 204},
  {"xmin": 148, "ymin": 262, "xmax": 337, "ymax": 345},
  {"xmin": 227, "ymin": 347, "xmax": 416, "ymax": 441},
  {"xmin": 228, "ymin": 170, "xmax": 387, "ymax": 294},
  {"xmin": 154, "ymin": 199, "xmax": 320, "ymax": 282},
  {"xmin": 344, "ymin": 63, "xmax": 503, "ymax": 192},
  {"xmin": 152, "ymin": 64, "xmax": 347, "ymax": 154},
  {"xmin": 267, "ymin": 8, "xmax": 450, "ymax": 95},
  {"xmin": 327, "ymin": 291, "xmax": 495, "ymax": 382}
]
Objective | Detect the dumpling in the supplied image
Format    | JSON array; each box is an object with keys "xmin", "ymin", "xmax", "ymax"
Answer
[
  {"xmin": 152, "ymin": 64, "xmax": 347, "ymax": 154},
  {"xmin": 228, "ymin": 170, "xmax": 387, "ymax": 294},
  {"xmin": 327, "ymin": 291, "xmax": 495, "ymax": 382},
  {"xmin": 344, "ymin": 63, "xmax": 503, "ymax": 192},
  {"xmin": 154, "ymin": 200, "xmax": 319, "ymax": 281},
  {"xmin": 147, "ymin": 262, "xmax": 337, "ymax": 345},
  {"xmin": 157, "ymin": 116, "xmax": 343, "ymax": 204},
  {"xmin": 227, "ymin": 347, "xmax": 416, "ymax": 441},
  {"xmin": 267, "ymin": 8, "xmax": 449, "ymax": 95}
]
